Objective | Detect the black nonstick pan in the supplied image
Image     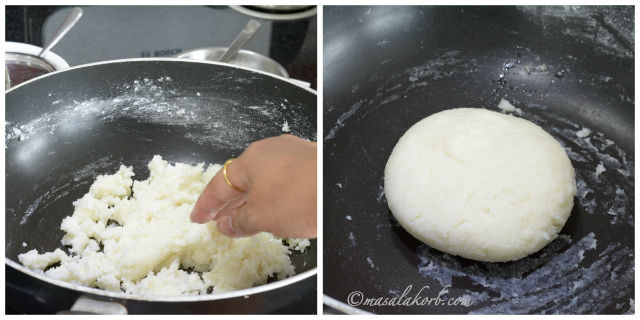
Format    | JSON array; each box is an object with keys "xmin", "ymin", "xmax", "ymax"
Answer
[
  {"xmin": 5, "ymin": 59, "xmax": 317, "ymax": 314},
  {"xmin": 323, "ymin": 6, "xmax": 633, "ymax": 314}
]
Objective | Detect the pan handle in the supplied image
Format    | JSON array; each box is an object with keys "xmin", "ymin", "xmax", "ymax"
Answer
[{"xmin": 56, "ymin": 296, "xmax": 128, "ymax": 315}]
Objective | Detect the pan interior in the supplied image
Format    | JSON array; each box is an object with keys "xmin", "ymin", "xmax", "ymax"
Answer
[
  {"xmin": 5, "ymin": 60, "xmax": 317, "ymax": 297},
  {"xmin": 323, "ymin": 6, "xmax": 633, "ymax": 314}
]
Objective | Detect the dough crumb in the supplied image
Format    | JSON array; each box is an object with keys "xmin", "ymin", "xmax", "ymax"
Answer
[
  {"xmin": 497, "ymin": 98, "xmax": 522, "ymax": 114},
  {"xmin": 285, "ymin": 238, "xmax": 311, "ymax": 252},
  {"xmin": 536, "ymin": 64, "xmax": 548, "ymax": 72},
  {"xmin": 281, "ymin": 120, "xmax": 290, "ymax": 132},
  {"xmin": 21, "ymin": 242, "xmax": 27, "ymax": 247}
]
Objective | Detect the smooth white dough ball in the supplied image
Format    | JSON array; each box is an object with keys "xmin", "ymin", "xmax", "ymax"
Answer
[{"xmin": 384, "ymin": 108, "xmax": 576, "ymax": 262}]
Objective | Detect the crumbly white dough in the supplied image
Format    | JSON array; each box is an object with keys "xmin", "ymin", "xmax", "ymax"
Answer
[
  {"xmin": 285, "ymin": 238, "xmax": 311, "ymax": 252},
  {"xmin": 19, "ymin": 155, "xmax": 308, "ymax": 297},
  {"xmin": 384, "ymin": 108, "xmax": 576, "ymax": 262}
]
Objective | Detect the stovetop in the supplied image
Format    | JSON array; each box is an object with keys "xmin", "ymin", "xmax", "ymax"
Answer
[{"xmin": 5, "ymin": 5, "xmax": 317, "ymax": 89}]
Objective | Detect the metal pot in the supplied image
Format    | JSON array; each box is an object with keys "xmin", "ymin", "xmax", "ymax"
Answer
[
  {"xmin": 5, "ymin": 58, "xmax": 317, "ymax": 314},
  {"xmin": 5, "ymin": 41, "xmax": 70, "ymax": 89},
  {"xmin": 175, "ymin": 47, "xmax": 289, "ymax": 78}
]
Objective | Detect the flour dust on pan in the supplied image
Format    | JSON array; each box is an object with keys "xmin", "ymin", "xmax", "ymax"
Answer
[{"xmin": 6, "ymin": 76, "xmax": 314, "ymax": 150}]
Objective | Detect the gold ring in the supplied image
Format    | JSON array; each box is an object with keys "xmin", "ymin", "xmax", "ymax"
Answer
[{"xmin": 223, "ymin": 158, "xmax": 244, "ymax": 191}]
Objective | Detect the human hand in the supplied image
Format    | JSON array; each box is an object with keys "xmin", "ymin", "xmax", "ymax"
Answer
[{"xmin": 190, "ymin": 134, "xmax": 317, "ymax": 239}]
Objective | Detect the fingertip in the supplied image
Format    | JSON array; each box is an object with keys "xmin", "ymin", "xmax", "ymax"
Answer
[{"xmin": 189, "ymin": 209, "xmax": 207, "ymax": 224}]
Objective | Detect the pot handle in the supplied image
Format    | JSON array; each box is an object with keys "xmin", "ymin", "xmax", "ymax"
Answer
[{"xmin": 57, "ymin": 296, "xmax": 128, "ymax": 315}]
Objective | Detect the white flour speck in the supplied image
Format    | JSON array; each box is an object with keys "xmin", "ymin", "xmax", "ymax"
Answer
[
  {"xmin": 576, "ymin": 127, "xmax": 591, "ymax": 138},
  {"xmin": 595, "ymin": 162, "xmax": 606, "ymax": 177},
  {"xmin": 348, "ymin": 232, "xmax": 356, "ymax": 246},
  {"xmin": 366, "ymin": 257, "xmax": 375, "ymax": 268}
]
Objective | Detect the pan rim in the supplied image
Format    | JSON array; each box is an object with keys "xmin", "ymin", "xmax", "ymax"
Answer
[
  {"xmin": 6, "ymin": 258, "xmax": 317, "ymax": 302},
  {"xmin": 324, "ymin": 295, "xmax": 372, "ymax": 314},
  {"xmin": 4, "ymin": 57, "xmax": 317, "ymax": 96}
]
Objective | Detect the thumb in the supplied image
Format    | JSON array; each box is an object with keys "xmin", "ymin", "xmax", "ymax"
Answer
[{"xmin": 217, "ymin": 204, "xmax": 259, "ymax": 238}]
